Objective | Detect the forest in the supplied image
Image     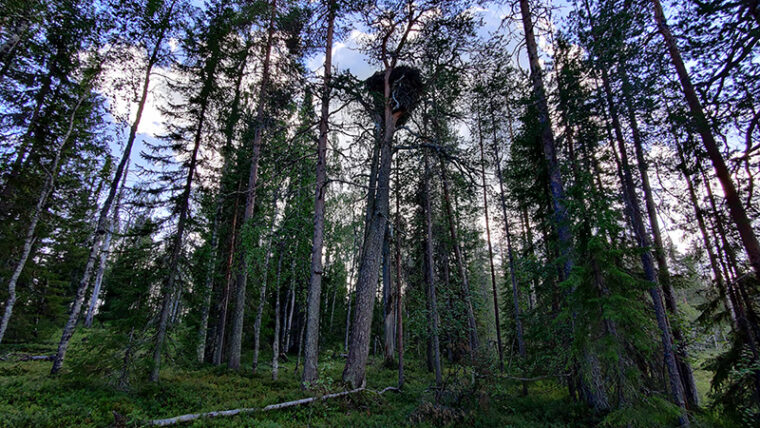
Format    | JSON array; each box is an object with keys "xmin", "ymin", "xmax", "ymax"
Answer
[{"xmin": 1, "ymin": 0, "xmax": 759, "ymax": 426}]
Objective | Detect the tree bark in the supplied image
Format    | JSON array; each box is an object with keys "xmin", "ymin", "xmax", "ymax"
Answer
[
  {"xmin": 518, "ymin": 0, "xmax": 573, "ymax": 281},
  {"xmin": 489, "ymin": 111, "xmax": 526, "ymax": 382},
  {"xmin": 395, "ymin": 158, "xmax": 404, "ymax": 389},
  {"xmin": 302, "ymin": 2, "xmax": 335, "ymax": 385},
  {"xmin": 342, "ymin": 67, "xmax": 397, "ymax": 388},
  {"xmin": 272, "ymin": 245, "xmax": 284, "ymax": 380}
]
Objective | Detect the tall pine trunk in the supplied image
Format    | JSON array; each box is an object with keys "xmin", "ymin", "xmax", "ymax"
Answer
[
  {"xmin": 252, "ymin": 188, "xmax": 281, "ymax": 373},
  {"xmin": 601, "ymin": 70, "xmax": 688, "ymax": 421},
  {"xmin": 423, "ymin": 149, "xmax": 443, "ymax": 387},
  {"xmin": 227, "ymin": 0, "xmax": 277, "ymax": 370},
  {"xmin": 476, "ymin": 114, "xmax": 504, "ymax": 371},
  {"xmin": 302, "ymin": 2, "xmax": 335, "ymax": 385},
  {"xmin": 439, "ymin": 158, "xmax": 479, "ymax": 357}
]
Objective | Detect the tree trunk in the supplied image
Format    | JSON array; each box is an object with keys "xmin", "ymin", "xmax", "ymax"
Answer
[
  {"xmin": 477, "ymin": 110, "xmax": 504, "ymax": 371},
  {"xmin": 619, "ymin": 69, "xmax": 699, "ymax": 409},
  {"xmin": 342, "ymin": 66, "xmax": 397, "ymax": 388},
  {"xmin": 149, "ymin": 96, "xmax": 206, "ymax": 383},
  {"xmin": 423, "ymin": 149, "xmax": 443, "ymax": 387},
  {"xmin": 601, "ymin": 70, "xmax": 688, "ymax": 421},
  {"xmin": 84, "ymin": 159, "xmax": 130, "ymax": 328},
  {"xmin": 302, "ymin": 1, "xmax": 335, "ymax": 385},
  {"xmin": 439, "ymin": 157, "xmax": 479, "ymax": 356},
  {"xmin": 272, "ymin": 246, "xmax": 284, "ymax": 380},
  {"xmin": 51, "ymin": 25, "xmax": 169, "ymax": 374},
  {"xmin": 252, "ymin": 188, "xmax": 281, "ymax": 373},
  {"xmin": 382, "ymin": 224, "xmax": 396, "ymax": 364},
  {"xmin": 395, "ymin": 158, "xmax": 404, "ymax": 389},
  {"xmin": 227, "ymin": 0, "xmax": 277, "ymax": 371},
  {"xmin": 0, "ymin": 95, "xmax": 84, "ymax": 345},
  {"xmin": 650, "ymin": 0, "xmax": 760, "ymax": 281},
  {"xmin": 490, "ymin": 112, "xmax": 527, "ymax": 382},
  {"xmin": 518, "ymin": 0, "xmax": 573, "ymax": 281}
]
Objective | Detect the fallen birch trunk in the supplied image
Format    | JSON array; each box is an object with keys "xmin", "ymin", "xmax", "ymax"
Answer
[{"xmin": 147, "ymin": 386, "xmax": 399, "ymax": 426}]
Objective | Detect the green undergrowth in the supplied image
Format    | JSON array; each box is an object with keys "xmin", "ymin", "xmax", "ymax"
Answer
[{"xmin": 0, "ymin": 336, "xmax": 722, "ymax": 427}]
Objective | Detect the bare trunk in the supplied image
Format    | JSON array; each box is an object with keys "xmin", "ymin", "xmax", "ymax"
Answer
[
  {"xmin": 477, "ymin": 111, "xmax": 504, "ymax": 371},
  {"xmin": 423, "ymin": 149, "xmax": 443, "ymax": 387},
  {"xmin": 272, "ymin": 247, "xmax": 284, "ymax": 380},
  {"xmin": 302, "ymin": 2, "xmax": 334, "ymax": 385},
  {"xmin": 342, "ymin": 66, "xmax": 396, "ymax": 388},
  {"xmin": 490, "ymin": 112, "xmax": 527, "ymax": 380},
  {"xmin": 284, "ymin": 260, "xmax": 296, "ymax": 353},
  {"xmin": 0, "ymin": 95, "xmax": 84, "ymax": 344},
  {"xmin": 395, "ymin": 159, "xmax": 404, "ymax": 389},
  {"xmin": 212, "ymin": 183, "xmax": 241, "ymax": 365},
  {"xmin": 85, "ymin": 160, "xmax": 130, "ymax": 328},
  {"xmin": 518, "ymin": 0, "xmax": 573, "ymax": 281},
  {"xmin": 439, "ymin": 158, "xmax": 479, "ymax": 356},
  {"xmin": 227, "ymin": 0, "xmax": 277, "ymax": 370},
  {"xmin": 602, "ymin": 70, "xmax": 688, "ymax": 421},
  {"xmin": 382, "ymin": 225, "xmax": 396, "ymax": 364},
  {"xmin": 252, "ymin": 188, "xmax": 281, "ymax": 373}
]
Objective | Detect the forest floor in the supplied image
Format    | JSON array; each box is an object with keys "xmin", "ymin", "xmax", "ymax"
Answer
[{"xmin": 0, "ymin": 332, "xmax": 722, "ymax": 427}]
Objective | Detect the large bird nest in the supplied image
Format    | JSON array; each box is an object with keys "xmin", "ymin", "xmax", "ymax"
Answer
[{"xmin": 365, "ymin": 65, "xmax": 423, "ymax": 126}]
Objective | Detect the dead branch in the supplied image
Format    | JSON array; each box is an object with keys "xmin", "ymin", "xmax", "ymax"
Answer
[{"xmin": 146, "ymin": 386, "xmax": 398, "ymax": 426}]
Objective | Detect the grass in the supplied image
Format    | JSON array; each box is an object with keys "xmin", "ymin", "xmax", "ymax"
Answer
[{"xmin": 0, "ymin": 333, "xmax": 722, "ymax": 427}]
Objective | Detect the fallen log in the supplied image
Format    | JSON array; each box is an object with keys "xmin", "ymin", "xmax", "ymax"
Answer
[
  {"xmin": 20, "ymin": 354, "xmax": 55, "ymax": 361},
  {"xmin": 146, "ymin": 386, "xmax": 399, "ymax": 426}
]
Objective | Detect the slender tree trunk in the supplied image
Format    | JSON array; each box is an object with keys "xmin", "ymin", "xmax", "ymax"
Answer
[
  {"xmin": 227, "ymin": 0, "xmax": 277, "ymax": 370},
  {"xmin": 477, "ymin": 110, "xmax": 504, "ymax": 371},
  {"xmin": 149, "ymin": 99, "xmax": 206, "ymax": 383},
  {"xmin": 650, "ymin": 0, "xmax": 760, "ymax": 281},
  {"xmin": 196, "ymin": 202, "xmax": 221, "ymax": 363},
  {"xmin": 51, "ymin": 26, "xmax": 169, "ymax": 374},
  {"xmin": 490, "ymin": 115, "xmax": 527, "ymax": 385},
  {"xmin": 439, "ymin": 157, "xmax": 479, "ymax": 356},
  {"xmin": 423, "ymin": 150, "xmax": 443, "ymax": 387},
  {"xmin": 212, "ymin": 184, "xmax": 241, "ymax": 365},
  {"xmin": 601, "ymin": 71, "xmax": 688, "ymax": 421},
  {"xmin": 518, "ymin": 0, "xmax": 573, "ymax": 280},
  {"xmin": 619, "ymin": 72, "xmax": 699, "ymax": 408},
  {"xmin": 284, "ymin": 260, "xmax": 296, "ymax": 353},
  {"xmin": 252, "ymin": 188, "xmax": 281, "ymax": 373},
  {"xmin": 84, "ymin": 159, "xmax": 130, "ymax": 328},
  {"xmin": 0, "ymin": 95, "xmax": 84, "ymax": 344},
  {"xmin": 395, "ymin": 158, "xmax": 404, "ymax": 389},
  {"xmin": 272, "ymin": 246, "xmax": 284, "ymax": 380},
  {"xmin": 302, "ymin": 2, "xmax": 335, "ymax": 385}
]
